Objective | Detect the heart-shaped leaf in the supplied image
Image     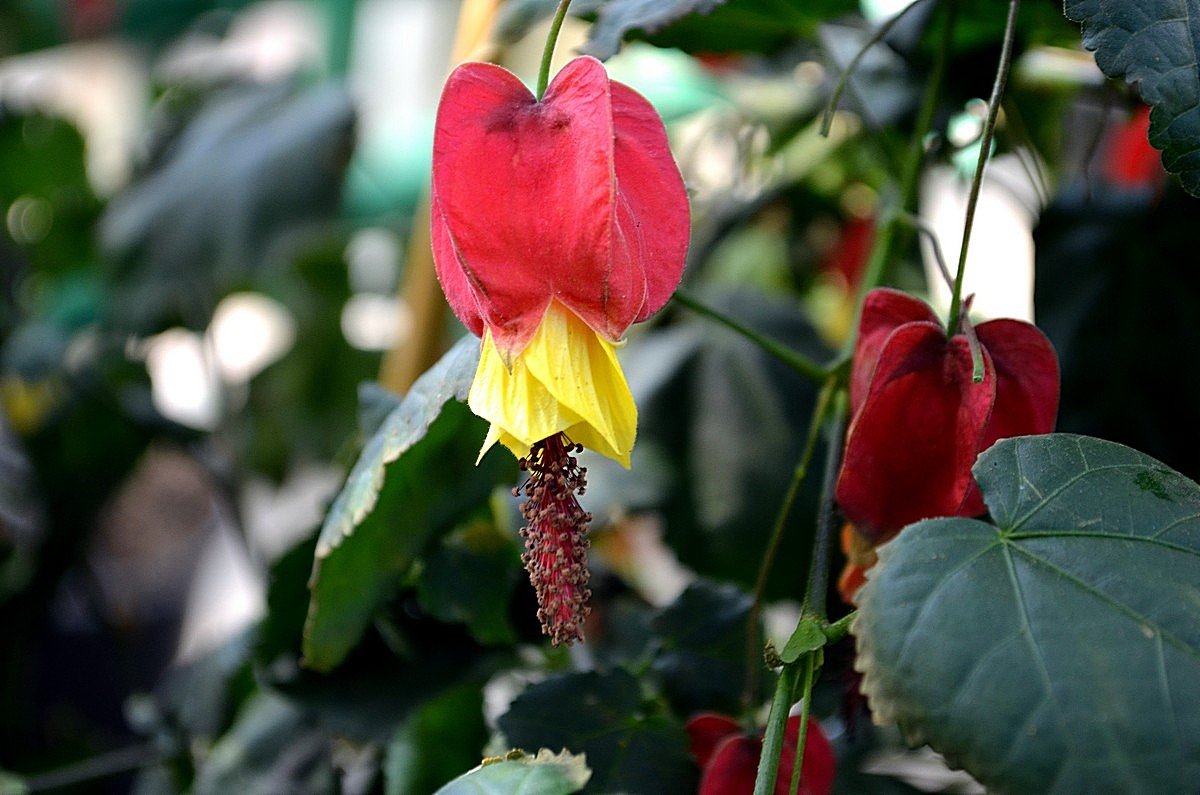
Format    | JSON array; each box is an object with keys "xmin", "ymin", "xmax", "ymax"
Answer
[
  {"xmin": 854, "ymin": 434, "xmax": 1200, "ymax": 793},
  {"xmin": 1065, "ymin": 0, "xmax": 1200, "ymax": 195}
]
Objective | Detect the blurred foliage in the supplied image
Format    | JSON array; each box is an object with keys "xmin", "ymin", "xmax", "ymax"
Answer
[
  {"xmin": 1066, "ymin": 0, "xmax": 1200, "ymax": 195},
  {"xmin": 0, "ymin": 0, "xmax": 1197, "ymax": 793}
]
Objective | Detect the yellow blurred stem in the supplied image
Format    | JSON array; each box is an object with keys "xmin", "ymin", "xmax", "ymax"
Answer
[{"xmin": 377, "ymin": 0, "xmax": 503, "ymax": 394}]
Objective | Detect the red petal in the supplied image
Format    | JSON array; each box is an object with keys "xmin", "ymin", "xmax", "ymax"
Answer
[
  {"xmin": 975, "ymin": 319, "xmax": 1060, "ymax": 444},
  {"xmin": 850, "ymin": 289, "xmax": 939, "ymax": 414},
  {"xmin": 696, "ymin": 717, "xmax": 838, "ymax": 795},
  {"xmin": 610, "ymin": 82, "xmax": 690, "ymax": 325},
  {"xmin": 837, "ymin": 562, "xmax": 869, "ymax": 606},
  {"xmin": 430, "ymin": 189, "xmax": 485, "ymax": 338},
  {"xmin": 698, "ymin": 734, "xmax": 759, "ymax": 795},
  {"xmin": 836, "ymin": 321, "xmax": 996, "ymax": 543},
  {"xmin": 686, "ymin": 713, "xmax": 742, "ymax": 767},
  {"xmin": 431, "ymin": 58, "xmax": 615, "ymax": 353},
  {"xmin": 949, "ymin": 318, "xmax": 1060, "ymax": 514}
]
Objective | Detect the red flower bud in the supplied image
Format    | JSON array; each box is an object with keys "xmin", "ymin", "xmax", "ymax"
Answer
[
  {"xmin": 836, "ymin": 288, "xmax": 1059, "ymax": 544},
  {"xmin": 686, "ymin": 712, "xmax": 836, "ymax": 795}
]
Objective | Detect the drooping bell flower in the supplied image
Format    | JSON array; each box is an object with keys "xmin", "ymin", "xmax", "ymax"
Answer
[
  {"xmin": 686, "ymin": 712, "xmax": 837, "ymax": 795},
  {"xmin": 431, "ymin": 56, "xmax": 689, "ymax": 644},
  {"xmin": 835, "ymin": 288, "xmax": 1059, "ymax": 550}
]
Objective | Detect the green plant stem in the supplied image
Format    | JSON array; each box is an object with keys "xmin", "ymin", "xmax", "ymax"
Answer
[
  {"xmin": 802, "ymin": 392, "xmax": 848, "ymax": 621},
  {"xmin": 754, "ymin": 660, "xmax": 802, "ymax": 795},
  {"xmin": 671, "ymin": 291, "xmax": 830, "ymax": 383},
  {"xmin": 945, "ymin": 0, "xmax": 1020, "ymax": 335},
  {"xmin": 742, "ymin": 376, "xmax": 838, "ymax": 713},
  {"xmin": 536, "ymin": 0, "xmax": 573, "ymax": 99},
  {"xmin": 25, "ymin": 743, "xmax": 166, "ymax": 792},
  {"xmin": 820, "ymin": 0, "xmax": 938, "ymax": 137},
  {"xmin": 787, "ymin": 653, "xmax": 818, "ymax": 795},
  {"xmin": 823, "ymin": 610, "xmax": 856, "ymax": 644},
  {"xmin": 844, "ymin": 0, "xmax": 957, "ymax": 356},
  {"xmin": 898, "ymin": 211, "xmax": 953, "ymax": 291}
]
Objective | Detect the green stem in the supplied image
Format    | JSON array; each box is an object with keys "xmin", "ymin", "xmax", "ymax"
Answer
[
  {"xmin": 787, "ymin": 654, "xmax": 818, "ymax": 795},
  {"xmin": 671, "ymin": 291, "xmax": 829, "ymax": 383},
  {"xmin": 823, "ymin": 610, "xmax": 857, "ymax": 644},
  {"xmin": 844, "ymin": 0, "xmax": 957, "ymax": 356},
  {"xmin": 897, "ymin": 211, "xmax": 953, "ymax": 291},
  {"xmin": 945, "ymin": 0, "xmax": 1020, "ymax": 335},
  {"xmin": 26, "ymin": 743, "xmax": 166, "ymax": 792},
  {"xmin": 801, "ymin": 392, "xmax": 848, "ymax": 621},
  {"xmin": 742, "ymin": 376, "xmax": 838, "ymax": 713},
  {"xmin": 820, "ymin": 0, "xmax": 938, "ymax": 137},
  {"xmin": 536, "ymin": 0, "xmax": 573, "ymax": 99},
  {"xmin": 754, "ymin": 661, "xmax": 802, "ymax": 795}
]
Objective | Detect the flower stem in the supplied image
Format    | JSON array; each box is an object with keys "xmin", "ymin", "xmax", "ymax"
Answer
[
  {"xmin": 844, "ymin": 0, "xmax": 957, "ymax": 356},
  {"xmin": 754, "ymin": 659, "xmax": 802, "ymax": 795},
  {"xmin": 945, "ymin": 0, "xmax": 1020, "ymax": 335},
  {"xmin": 823, "ymin": 610, "xmax": 856, "ymax": 644},
  {"xmin": 536, "ymin": 0, "xmax": 574, "ymax": 99},
  {"xmin": 742, "ymin": 376, "xmax": 838, "ymax": 713},
  {"xmin": 820, "ymin": 0, "xmax": 938, "ymax": 137},
  {"xmin": 786, "ymin": 653, "xmax": 818, "ymax": 795},
  {"xmin": 671, "ymin": 291, "xmax": 830, "ymax": 383}
]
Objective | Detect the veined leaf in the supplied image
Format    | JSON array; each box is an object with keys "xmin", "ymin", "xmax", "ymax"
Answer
[
  {"xmin": 1065, "ymin": 0, "xmax": 1200, "ymax": 195},
  {"xmin": 854, "ymin": 434, "xmax": 1200, "ymax": 794}
]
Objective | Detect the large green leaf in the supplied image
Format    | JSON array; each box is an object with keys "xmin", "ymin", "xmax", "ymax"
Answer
[
  {"xmin": 434, "ymin": 749, "xmax": 591, "ymax": 795},
  {"xmin": 303, "ymin": 335, "xmax": 507, "ymax": 672},
  {"xmin": 416, "ymin": 522, "xmax": 521, "ymax": 646},
  {"xmin": 385, "ymin": 685, "xmax": 489, "ymax": 795},
  {"xmin": 498, "ymin": 669, "xmax": 697, "ymax": 794},
  {"xmin": 649, "ymin": 580, "xmax": 755, "ymax": 715},
  {"xmin": 98, "ymin": 83, "xmax": 354, "ymax": 332},
  {"xmin": 1065, "ymin": 0, "xmax": 1200, "ymax": 196},
  {"xmin": 854, "ymin": 434, "xmax": 1200, "ymax": 794}
]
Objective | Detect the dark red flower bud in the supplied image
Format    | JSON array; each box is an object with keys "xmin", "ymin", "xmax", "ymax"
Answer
[
  {"xmin": 836, "ymin": 288, "xmax": 1059, "ymax": 544},
  {"xmin": 686, "ymin": 713, "xmax": 836, "ymax": 795}
]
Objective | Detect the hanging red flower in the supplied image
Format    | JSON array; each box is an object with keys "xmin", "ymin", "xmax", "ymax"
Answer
[
  {"xmin": 431, "ymin": 55, "xmax": 689, "ymax": 643},
  {"xmin": 835, "ymin": 288, "xmax": 1059, "ymax": 548},
  {"xmin": 686, "ymin": 712, "xmax": 837, "ymax": 795}
]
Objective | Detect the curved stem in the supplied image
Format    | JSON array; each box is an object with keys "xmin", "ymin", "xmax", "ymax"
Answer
[
  {"xmin": 537, "ymin": 0, "xmax": 574, "ymax": 99},
  {"xmin": 945, "ymin": 0, "xmax": 1020, "ymax": 335},
  {"xmin": 843, "ymin": 0, "xmax": 958, "ymax": 355},
  {"xmin": 25, "ymin": 743, "xmax": 166, "ymax": 792},
  {"xmin": 898, "ymin": 211, "xmax": 953, "ymax": 291},
  {"xmin": 742, "ymin": 376, "xmax": 838, "ymax": 713},
  {"xmin": 820, "ymin": 0, "xmax": 938, "ymax": 137},
  {"xmin": 671, "ymin": 291, "xmax": 830, "ymax": 383}
]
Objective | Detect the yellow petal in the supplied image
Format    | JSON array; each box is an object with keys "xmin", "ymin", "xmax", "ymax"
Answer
[{"xmin": 468, "ymin": 303, "xmax": 637, "ymax": 467}]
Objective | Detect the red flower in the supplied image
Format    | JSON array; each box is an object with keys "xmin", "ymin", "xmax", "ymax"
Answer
[
  {"xmin": 686, "ymin": 713, "xmax": 836, "ymax": 795},
  {"xmin": 430, "ymin": 55, "xmax": 689, "ymax": 644},
  {"xmin": 431, "ymin": 55, "xmax": 689, "ymax": 360},
  {"xmin": 835, "ymin": 288, "xmax": 1059, "ymax": 546}
]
